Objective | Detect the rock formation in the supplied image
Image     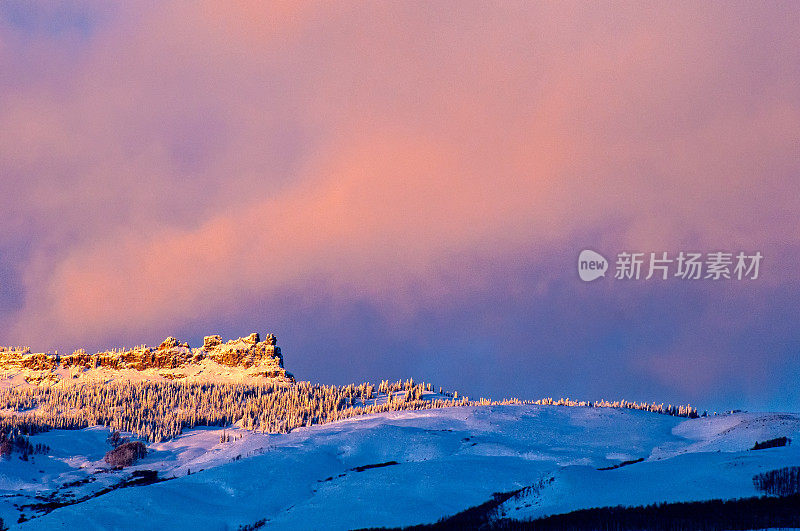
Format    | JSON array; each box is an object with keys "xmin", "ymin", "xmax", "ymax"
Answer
[{"xmin": 0, "ymin": 333, "xmax": 294, "ymax": 385}]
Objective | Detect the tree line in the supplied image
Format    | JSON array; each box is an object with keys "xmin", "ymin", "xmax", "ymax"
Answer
[{"xmin": 0, "ymin": 378, "xmax": 700, "ymax": 443}]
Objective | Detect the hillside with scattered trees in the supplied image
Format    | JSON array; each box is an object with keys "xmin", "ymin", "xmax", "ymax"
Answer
[{"xmin": 0, "ymin": 334, "xmax": 700, "ymax": 444}]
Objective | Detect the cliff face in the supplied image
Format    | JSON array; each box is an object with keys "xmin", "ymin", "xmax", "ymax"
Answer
[{"xmin": 0, "ymin": 333, "xmax": 294, "ymax": 385}]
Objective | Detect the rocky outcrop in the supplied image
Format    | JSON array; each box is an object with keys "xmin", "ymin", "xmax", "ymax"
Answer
[
  {"xmin": 159, "ymin": 337, "xmax": 189, "ymax": 350},
  {"xmin": 0, "ymin": 333, "xmax": 294, "ymax": 384},
  {"xmin": 244, "ymin": 333, "xmax": 260, "ymax": 345},
  {"xmin": 205, "ymin": 334, "xmax": 286, "ymax": 376},
  {"xmin": 203, "ymin": 335, "xmax": 222, "ymax": 349}
]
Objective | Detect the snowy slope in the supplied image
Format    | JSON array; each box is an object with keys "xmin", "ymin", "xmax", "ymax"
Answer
[{"xmin": 3, "ymin": 405, "xmax": 799, "ymax": 530}]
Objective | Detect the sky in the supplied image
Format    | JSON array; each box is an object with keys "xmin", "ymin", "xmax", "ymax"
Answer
[{"xmin": 1, "ymin": 1, "xmax": 799, "ymax": 412}]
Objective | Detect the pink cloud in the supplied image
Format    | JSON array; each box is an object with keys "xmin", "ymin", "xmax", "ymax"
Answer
[{"xmin": 1, "ymin": 2, "xmax": 799, "ymax": 351}]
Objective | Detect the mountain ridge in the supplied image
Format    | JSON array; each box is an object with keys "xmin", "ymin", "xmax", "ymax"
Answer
[{"xmin": 0, "ymin": 333, "xmax": 293, "ymax": 386}]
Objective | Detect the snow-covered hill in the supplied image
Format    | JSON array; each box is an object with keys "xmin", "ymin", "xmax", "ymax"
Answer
[{"xmin": 3, "ymin": 405, "xmax": 799, "ymax": 530}]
